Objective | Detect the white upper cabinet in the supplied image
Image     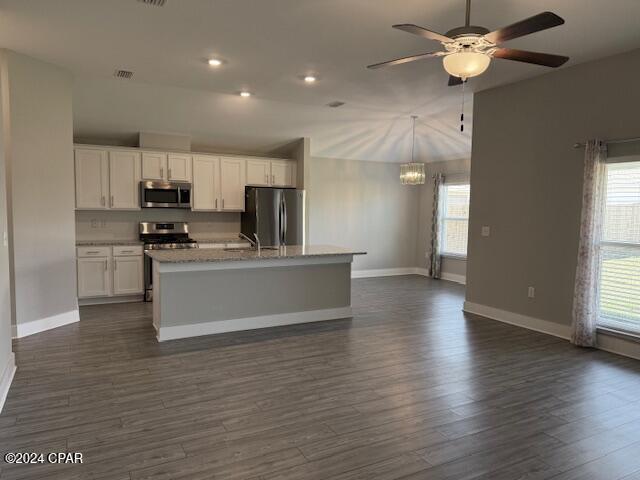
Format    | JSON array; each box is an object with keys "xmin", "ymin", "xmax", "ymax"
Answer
[
  {"xmin": 271, "ymin": 160, "xmax": 296, "ymax": 187},
  {"xmin": 141, "ymin": 152, "xmax": 166, "ymax": 180},
  {"xmin": 109, "ymin": 151, "xmax": 141, "ymax": 209},
  {"xmin": 219, "ymin": 157, "xmax": 246, "ymax": 211},
  {"xmin": 75, "ymin": 148, "xmax": 109, "ymax": 209},
  {"xmin": 246, "ymin": 158, "xmax": 296, "ymax": 187},
  {"xmin": 167, "ymin": 154, "xmax": 192, "ymax": 182},
  {"xmin": 246, "ymin": 159, "xmax": 271, "ymax": 186},
  {"xmin": 192, "ymin": 155, "xmax": 220, "ymax": 211}
]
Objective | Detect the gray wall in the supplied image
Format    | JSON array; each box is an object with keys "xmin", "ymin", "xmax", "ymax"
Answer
[
  {"xmin": 308, "ymin": 156, "xmax": 419, "ymax": 271},
  {"xmin": 0, "ymin": 52, "xmax": 14, "ymax": 404},
  {"xmin": 415, "ymin": 158, "xmax": 471, "ymax": 280},
  {"xmin": 466, "ymin": 48, "xmax": 640, "ymax": 325},
  {"xmin": 3, "ymin": 51, "xmax": 77, "ymax": 329}
]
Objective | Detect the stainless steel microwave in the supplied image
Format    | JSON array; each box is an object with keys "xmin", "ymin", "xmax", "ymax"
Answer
[{"xmin": 140, "ymin": 181, "xmax": 192, "ymax": 208}]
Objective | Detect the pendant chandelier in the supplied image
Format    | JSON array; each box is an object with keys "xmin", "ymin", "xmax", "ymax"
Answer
[{"xmin": 400, "ymin": 115, "xmax": 425, "ymax": 185}]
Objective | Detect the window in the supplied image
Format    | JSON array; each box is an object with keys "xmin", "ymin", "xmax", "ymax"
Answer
[
  {"xmin": 440, "ymin": 183, "xmax": 470, "ymax": 257},
  {"xmin": 598, "ymin": 161, "xmax": 640, "ymax": 333}
]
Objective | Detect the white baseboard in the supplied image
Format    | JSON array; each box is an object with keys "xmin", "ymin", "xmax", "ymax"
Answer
[
  {"xmin": 78, "ymin": 295, "xmax": 144, "ymax": 306},
  {"xmin": 12, "ymin": 309, "xmax": 80, "ymax": 339},
  {"xmin": 0, "ymin": 352, "xmax": 16, "ymax": 414},
  {"xmin": 463, "ymin": 301, "xmax": 640, "ymax": 361},
  {"xmin": 463, "ymin": 301, "xmax": 571, "ymax": 340},
  {"xmin": 352, "ymin": 268, "xmax": 418, "ymax": 278},
  {"xmin": 352, "ymin": 267, "xmax": 466, "ymax": 284},
  {"xmin": 157, "ymin": 306, "xmax": 353, "ymax": 342},
  {"xmin": 440, "ymin": 272, "xmax": 467, "ymax": 285}
]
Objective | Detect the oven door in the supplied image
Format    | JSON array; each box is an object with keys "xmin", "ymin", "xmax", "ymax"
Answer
[{"xmin": 140, "ymin": 181, "xmax": 190, "ymax": 208}]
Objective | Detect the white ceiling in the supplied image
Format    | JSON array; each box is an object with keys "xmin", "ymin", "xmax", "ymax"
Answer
[{"xmin": 1, "ymin": 0, "xmax": 640, "ymax": 161}]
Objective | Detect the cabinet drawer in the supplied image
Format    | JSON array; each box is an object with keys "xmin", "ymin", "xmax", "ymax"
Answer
[
  {"xmin": 113, "ymin": 245, "xmax": 143, "ymax": 257},
  {"xmin": 77, "ymin": 246, "xmax": 111, "ymax": 258}
]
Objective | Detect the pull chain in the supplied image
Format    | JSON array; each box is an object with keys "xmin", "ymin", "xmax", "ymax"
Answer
[{"xmin": 460, "ymin": 79, "xmax": 466, "ymax": 133}]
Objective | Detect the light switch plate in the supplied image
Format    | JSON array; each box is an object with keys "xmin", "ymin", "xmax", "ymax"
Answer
[
  {"xmin": 528, "ymin": 286, "xmax": 535, "ymax": 298},
  {"xmin": 481, "ymin": 226, "xmax": 491, "ymax": 237}
]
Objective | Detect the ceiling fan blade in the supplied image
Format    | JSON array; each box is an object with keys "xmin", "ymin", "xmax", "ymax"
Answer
[
  {"xmin": 492, "ymin": 48, "xmax": 569, "ymax": 67},
  {"xmin": 367, "ymin": 52, "xmax": 440, "ymax": 69},
  {"xmin": 484, "ymin": 12, "xmax": 565, "ymax": 44},
  {"xmin": 448, "ymin": 75, "xmax": 464, "ymax": 86},
  {"xmin": 393, "ymin": 24, "xmax": 453, "ymax": 43}
]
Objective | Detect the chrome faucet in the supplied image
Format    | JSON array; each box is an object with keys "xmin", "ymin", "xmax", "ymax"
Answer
[
  {"xmin": 239, "ymin": 232, "xmax": 261, "ymax": 253},
  {"xmin": 253, "ymin": 233, "xmax": 261, "ymax": 254}
]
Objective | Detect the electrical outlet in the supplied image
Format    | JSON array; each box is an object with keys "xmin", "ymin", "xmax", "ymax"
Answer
[
  {"xmin": 528, "ymin": 286, "xmax": 535, "ymax": 299},
  {"xmin": 481, "ymin": 226, "xmax": 491, "ymax": 237}
]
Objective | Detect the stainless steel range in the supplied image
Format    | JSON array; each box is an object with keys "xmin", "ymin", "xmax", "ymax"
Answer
[{"xmin": 140, "ymin": 222, "xmax": 198, "ymax": 301}]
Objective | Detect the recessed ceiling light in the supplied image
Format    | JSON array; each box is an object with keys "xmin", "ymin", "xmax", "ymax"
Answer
[
  {"xmin": 239, "ymin": 91, "xmax": 251, "ymax": 98},
  {"xmin": 208, "ymin": 58, "xmax": 222, "ymax": 67},
  {"xmin": 304, "ymin": 75, "xmax": 317, "ymax": 83}
]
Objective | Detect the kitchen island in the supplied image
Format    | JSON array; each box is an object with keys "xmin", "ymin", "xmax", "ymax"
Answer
[{"xmin": 146, "ymin": 245, "xmax": 366, "ymax": 341}]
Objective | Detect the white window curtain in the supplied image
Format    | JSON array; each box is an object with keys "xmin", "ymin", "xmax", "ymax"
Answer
[
  {"xmin": 427, "ymin": 173, "xmax": 445, "ymax": 278},
  {"xmin": 571, "ymin": 140, "xmax": 607, "ymax": 347}
]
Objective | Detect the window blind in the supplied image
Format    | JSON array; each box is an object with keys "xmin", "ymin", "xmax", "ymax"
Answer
[
  {"xmin": 598, "ymin": 161, "xmax": 640, "ymax": 333},
  {"xmin": 440, "ymin": 184, "xmax": 470, "ymax": 257}
]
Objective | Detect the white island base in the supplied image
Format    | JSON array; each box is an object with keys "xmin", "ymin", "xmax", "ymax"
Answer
[{"xmin": 149, "ymin": 246, "xmax": 364, "ymax": 341}]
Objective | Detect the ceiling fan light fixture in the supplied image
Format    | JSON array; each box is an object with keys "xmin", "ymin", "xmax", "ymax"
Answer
[{"xmin": 443, "ymin": 51, "xmax": 491, "ymax": 79}]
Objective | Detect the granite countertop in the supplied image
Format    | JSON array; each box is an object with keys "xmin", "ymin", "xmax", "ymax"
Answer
[
  {"xmin": 146, "ymin": 245, "xmax": 366, "ymax": 263},
  {"xmin": 77, "ymin": 240, "xmax": 143, "ymax": 246}
]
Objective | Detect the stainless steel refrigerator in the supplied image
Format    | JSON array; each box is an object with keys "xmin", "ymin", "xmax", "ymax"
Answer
[{"xmin": 241, "ymin": 187, "xmax": 305, "ymax": 247}]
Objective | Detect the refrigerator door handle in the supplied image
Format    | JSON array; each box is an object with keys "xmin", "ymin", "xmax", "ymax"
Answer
[{"xmin": 282, "ymin": 195, "xmax": 287, "ymax": 245}]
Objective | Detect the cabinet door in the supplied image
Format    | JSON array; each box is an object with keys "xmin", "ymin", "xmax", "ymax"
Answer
[
  {"xmin": 271, "ymin": 160, "xmax": 295, "ymax": 187},
  {"xmin": 109, "ymin": 150, "xmax": 141, "ymax": 209},
  {"xmin": 192, "ymin": 156, "xmax": 220, "ymax": 211},
  {"xmin": 246, "ymin": 159, "xmax": 271, "ymax": 186},
  {"xmin": 77, "ymin": 257, "xmax": 110, "ymax": 298},
  {"xmin": 75, "ymin": 148, "xmax": 109, "ymax": 209},
  {"xmin": 141, "ymin": 152, "xmax": 167, "ymax": 180},
  {"xmin": 167, "ymin": 154, "xmax": 192, "ymax": 181},
  {"xmin": 113, "ymin": 256, "xmax": 143, "ymax": 295},
  {"xmin": 219, "ymin": 157, "xmax": 246, "ymax": 211}
]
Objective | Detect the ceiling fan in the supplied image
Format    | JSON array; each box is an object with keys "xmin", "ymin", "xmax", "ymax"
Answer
[{"xmin": 367, "ymin": 0, "xmax": 569, "ymax": 86}]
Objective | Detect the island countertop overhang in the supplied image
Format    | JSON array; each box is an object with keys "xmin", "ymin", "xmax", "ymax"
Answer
[{"xmin": 146, "ymin": 245, "xmax": 366, "ymax": 264}]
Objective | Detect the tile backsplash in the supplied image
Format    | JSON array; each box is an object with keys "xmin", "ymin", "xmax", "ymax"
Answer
[{"xmin": 75, "ymin": 210, "xmax": 241, "ymax": 241}]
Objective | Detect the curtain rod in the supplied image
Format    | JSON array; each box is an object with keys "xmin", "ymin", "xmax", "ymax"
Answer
[{"xmin": 573, "ymin": 137, "xmax": 640, "ymax": 148}]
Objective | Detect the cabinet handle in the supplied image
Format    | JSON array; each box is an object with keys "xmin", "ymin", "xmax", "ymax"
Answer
[
  {"xmin": 160, "ymin": 167, "xmax": 164, "ymax": 178},
  {"xmin": 86, "ymin": 250, "xmax": 100, "ymax": 254},
  {"xmin": 110, "ymin": 195, "xmax": 114, "ymax": 207},
  {"xmin": 168, "ymin": 168, "xmax": 172, "ymax": 180},
  {"xmin": 114, "ymin": 260, "xmax": 117, "ymax": 271},
  {"xmin": 101, "ymin": 196, "xmax": 105, "ymax": 206},
  {"xmin": 222, "ymin": 198, "xmax": 225, "ymax": 209},
  {"xmin": 104, "ymin": 260, "xmax": 108, "ymax": 271},
  {"xmin": 215, "ymin": 198, "xmax": 218, "ymax": 209},
  {"xmin": 272, "ymin": 174, "xmax": 275, "ymax": 184}
]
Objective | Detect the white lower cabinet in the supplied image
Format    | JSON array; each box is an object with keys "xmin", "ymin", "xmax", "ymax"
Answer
[
  {"xmin": 113, "ymin": 256, "xmax": 144, "ymax": 295},
  {"xmin": 77, "ymin": 256, "xmax": 110, "ymax": 298},
  {"xmin": 77, "ymin": 246, "xmax": 143, "ymax": 300}
]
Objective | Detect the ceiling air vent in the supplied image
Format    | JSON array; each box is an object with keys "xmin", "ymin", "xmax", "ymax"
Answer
[
  {"xmin": 326, "ymin": 101, "xmax": 345, "ymax": 108},
  {"xmin": 114, "ymin": 69, "xmax": 134, "ymax": 80},
  {"xmin": 137, "ymin": 0, "xmax": 166, "ymax": 6}
]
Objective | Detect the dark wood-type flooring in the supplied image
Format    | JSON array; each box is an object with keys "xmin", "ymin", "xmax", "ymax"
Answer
[{"xmin": 2, "ymin": 276, "xmax": 640, "ymax": 480}]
